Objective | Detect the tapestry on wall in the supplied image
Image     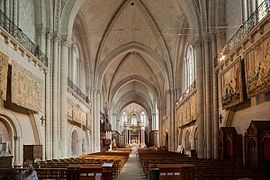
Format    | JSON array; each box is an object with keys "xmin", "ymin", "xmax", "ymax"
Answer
[
  {"xmin": 0, "ymin": 52, "xmax": 8, "ymax": 101},
  {"xmin": 244, "ymin": 36, "xmax": 270, "ymax": 98},
  {"xmin": 176, "ymin": 92, "xmax": 197, "ymax": 127},
  {"xmin": 220, "ymin": 58, "xmax": 243, "ymax": 109},
  {"xmin": 11, "ymin": 62, "xmax": 43, "ymax": 112}
]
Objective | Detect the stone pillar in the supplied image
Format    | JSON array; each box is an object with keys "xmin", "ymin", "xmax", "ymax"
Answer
[
  {"xmin": 141, "ymin": 127, "xmax": 145, "ymax": 146},
  {"xmin": 59, "ymin": 39, "xmax": 71, "ymax": 158},
  {"xmin": 45, "ymin": 32, "xmax": 52, "ymax": 160},
  {"xmin": 168, "ymin": 90, "xmax": 176, "ymax": 151},
  {"xmin": 204, "ymin": 34, "xmax": 212, "ymax": 158},
  {"xmin": 125, "ymin": 129, "xmax": 128, "ymax": 146},
  {"xmin": 13, "ymin": 136, "xmax": 21, "ymax": 166},
  {"xmin": 52, "ymin": 36, "xmax": 59, "ymax": 159},
  {"xmin": 128, "ymin": 130, "xmax": 131, "ymax": 144},
  {"xmin": 152, "ymin": 113, "xmax": 156, "ymax": 130},
  {"xmin": 194, "ymin": 39, "xmax": 204, "ymax": 158},
  {"xmin": 211, "ymin": 34, "xmax": 219, "ymax": 159},
  {"xmin": 93, "ymin": 89, "xmax": 101, "ymax": 152}
]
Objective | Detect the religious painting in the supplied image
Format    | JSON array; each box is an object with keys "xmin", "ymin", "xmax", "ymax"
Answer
[
  {"xmin": 11, "ymin": 62, "xmax": 43, "ymax": 112},
  {"xmin": 244, "ymin": 35, "xmax": 270, "ymax": 98},
  {"xmin": 220, "ymin": 58, "xmax": 243, "ymax": 109},
  {"xmin": 0, "ymin": 52, "xmax": 8, "ymax": 101}
]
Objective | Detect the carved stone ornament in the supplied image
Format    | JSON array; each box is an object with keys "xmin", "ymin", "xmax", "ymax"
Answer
[
  {"xmin": 0, "ymin": 52, "xmax": 8, "ymax": 101},
  {"xmin": 11, "ymin": 62, "xmax": 43, "ymax": 112}
]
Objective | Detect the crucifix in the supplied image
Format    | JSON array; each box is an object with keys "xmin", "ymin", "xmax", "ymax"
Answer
[
  {"xmin": 40, "ymin": 116, "xmax": 45, "ymax": 126},
  {"xmin": 219, "ymin": 114, "xmax": 223, "ymax": 123}
]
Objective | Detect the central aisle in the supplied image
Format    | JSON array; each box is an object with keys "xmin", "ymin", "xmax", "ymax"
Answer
[{"xmin": 117, "ymin": 150, "xmax": 146, "ymax": 180}]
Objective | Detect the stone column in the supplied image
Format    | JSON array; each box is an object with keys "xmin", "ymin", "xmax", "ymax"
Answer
[
  {"xmin": 138, "ymin": 129, "xmax": 141, "ymax": 144},
  {"xmin": 194, "ymin": 39, "xmax": 204, "ymax": 158},
  {"xmin": 128, "ymin": 130, "xmax": 131, "ymax": 144},
  {"xmin": 141, "ymin": 127, "xmax": 145, "ymax": 145},
  {"xmin": 45, "ymin": 32, "xmax": 52, "ymax": 160},
  {"xmin": 89, "ymin": 89, "xmax": 94, "ymax": 153},
  {"xmin": 152, "ymin": 113, "xmax": 156, "ymax": 130},
  {"xmin": 59, "ymin": 39, "xmax": 71, "ymax": 158},
  {"xmin": 125, "ymin": 129, "xmax": 128, "ymax": 146},
  {"xmin": 93, "ymin": 89, "xmax": 101, "ymax": 152},
  {"xmin": 204, "ymin": 34, "xmax": 212, "ymax": 158},
  {"xmin": 52, "ymin": 36, "xmax": 59, "ymax": 159},
  {"xmin": 13, "ymin": 136, "xmax": 21, "ymax": 166},
  {"xmin": 211, "ymin": 34, "xmax": 219, "ymax": 159}
]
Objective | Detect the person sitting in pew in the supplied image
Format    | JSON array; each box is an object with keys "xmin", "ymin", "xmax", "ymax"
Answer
[{"xmin": 20, "ymin": 164, "xmax": 38, "ymax": 180}]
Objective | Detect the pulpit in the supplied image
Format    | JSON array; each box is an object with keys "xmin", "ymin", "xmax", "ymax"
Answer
[
  {"xmin": 219, "ymin": 127, "xmax": 243, "ymax": 165},
  {"xmin": 245, "ymin": 121, "xmax": 270, "ymax": 171}
]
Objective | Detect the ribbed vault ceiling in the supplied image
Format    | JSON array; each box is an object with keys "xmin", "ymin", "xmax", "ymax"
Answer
[{"xmin": 74, "ymin": 0, "xmax": 190, "ymax": 125}]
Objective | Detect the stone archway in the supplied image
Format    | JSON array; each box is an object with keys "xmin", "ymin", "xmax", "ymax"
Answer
[{"xmin": 71, "ymin": 130, "xmax": 79, "ymax": 156}]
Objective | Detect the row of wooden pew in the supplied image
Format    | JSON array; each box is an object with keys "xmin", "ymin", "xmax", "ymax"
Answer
[
  {"xmin": 0, "ymin": 149, "xmax": 131, "ymax": 180},
  {"xmin": 138, "ymin": 148, "xmax": 270, "ymax": 180}
]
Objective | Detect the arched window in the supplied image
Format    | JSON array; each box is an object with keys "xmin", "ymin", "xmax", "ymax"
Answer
[
  {"xmin": 184, "ymin": 45, "xmax": 195, "ymax": 89},
  {"xmin": 140, "ymin": 111, "xmax": 147, "ymax": 126},
  {"xmin": 131, "ymin": 114, "xmax": 137, "ymax": 126},
  {"xmin": 120, "ymin": 111, "xmax": 127, "ymax": 127},
  {"xmin": 68, "ymin": 43, "xmax": 86, "ymax": 93},
  {"xmin": 72, "ymin": 45, "xmax": 79, "ymax": 84},
  {"xmin": 242, "ymin": 0, "xmax": 270, "ymax": 22}
]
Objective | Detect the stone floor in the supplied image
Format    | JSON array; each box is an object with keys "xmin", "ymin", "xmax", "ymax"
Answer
[{"xmin": 117, "ymin": 150, "xmax": 146, "ymax": 180}]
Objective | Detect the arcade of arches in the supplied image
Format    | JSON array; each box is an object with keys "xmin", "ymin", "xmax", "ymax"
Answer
[{"xmin": 0, "ymin": 0, "xmax": 270, "ymax": 175}]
